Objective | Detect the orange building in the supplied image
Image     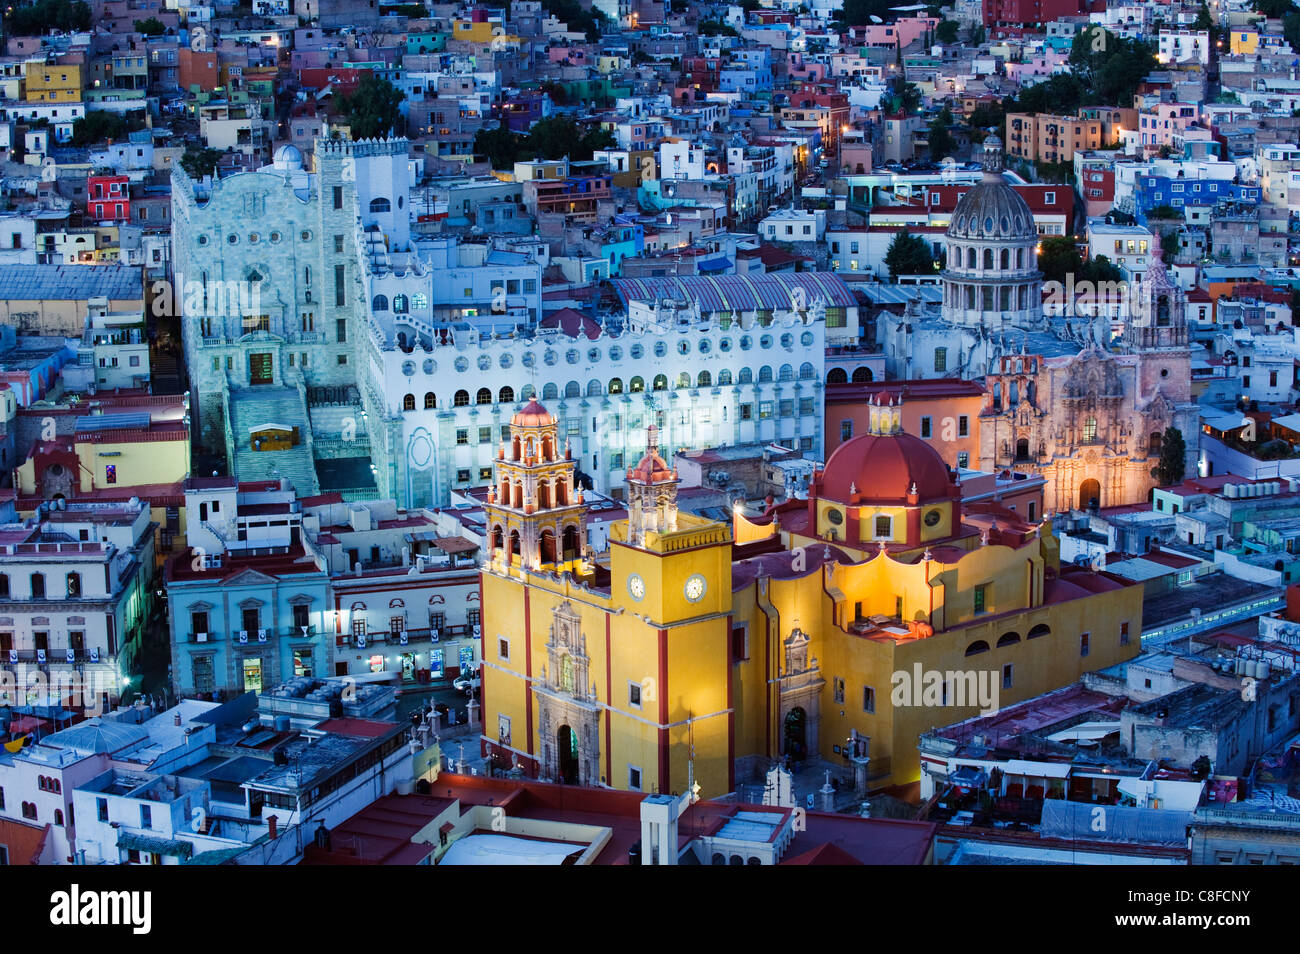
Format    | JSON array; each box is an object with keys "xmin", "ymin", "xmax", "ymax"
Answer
[{"xmin": 825, "ymin": 379, "xmax": 985, "ymax": 470}]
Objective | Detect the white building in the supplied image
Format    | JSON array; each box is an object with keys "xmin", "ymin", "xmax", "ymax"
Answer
[
  {"xmin": 759, "ymin": 207, "xmax": 826, "ymax": 243},
  {"xmin": 1157, "ymin": 30, "xmax": 1211, "ymax": 65}
]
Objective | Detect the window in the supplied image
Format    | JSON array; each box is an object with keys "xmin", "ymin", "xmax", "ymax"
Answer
[
  {"xmin": 841, "ymin": 420, "xmax": 853, "ymax": 442},
  {"xmin": 456, "ymin": 469, "xmax": 471, "ymax": 483},
  {"xmin": 1044, "ymin": 192, "xmax": 1055, "ymax": 204},
  {"xmin": 874, "ymin": 516, "xmax": 891, "ymax": 538},
  {"xmin": 973, "ymin": 583, "xmax": 988, "ymax": 614},
  {"xmin": 628, "ymin": 682, "xmax": 642, "ymax": 708},
  {"xmin": 337, "ymin": 354, "xmax": 348, "ymax": 365},
  {"xmin": 333, "ymin": 185, "xmax": 343, "ymax": 209},
  {"xmin": 30, "ymin": 574, "xmax": 44, "ymax": 599},
  {"xmin": 628, "ymin": 766, "xmax": 642, "ymax": 791},
  {"xmin": 833, "ymin": 677, "xmax": 845, "ymax": 704},
  {"xmin": 66, "ymin": 573, "xmax": 81, "ymax": 597},
  {"xmin": 934, "ymin": 347, "xmax": 947, "ymax": 372},
  {"xmin": 498, "ymin": 637, "xmax": 510, "ymax": 661},
  {"xmin": 1002, "ymin": 663, "xmax": 1013, "ymax": 689},
  {"xmin": 958, "ymin": 415, "xmax": 969, "ymax": 437},
  {"xmin": 1120, "ymin": 621, "xmax": 1130, "ymax": 645},
  {"xmin": 140, "ymin": 804, "xmax": 152, "ymax": 829},
  {"xmin": 957, "ymin": 452, "xmax": 969, "ymax": 469},
  {"xmin": 336, "ymin": 318, "xmax": 347, "ymax": 343},
  {"xmin": 334, "ymin": 264, "xmax": 345, "ymax": 307},
  {"xmin": 920, "ymin": 416, "xmax": 932, "ymax": 438},
  {"xmin": 456, "ymin": 429, "xmax": 469, "ymax": 445},
  {"xmin": 1080, "ymin": 632, "xmax": 1090, "ymax": 657},
  {"xmin": 105, "ymin": 465, "xmax": 116, "ymax": 485},
  {"xmin": 1082, "ymin": 417, "xmax": 1097, "ymax": 444},
  {"xmin": 862, "ymin": 686, "xmax": 875, "ymax": 713},
  {"xmin": 97, "ymin": 798, "xmax": 108, "ymax": 822}
]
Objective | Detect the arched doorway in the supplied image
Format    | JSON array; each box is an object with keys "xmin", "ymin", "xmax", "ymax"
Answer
[
  {"xmin": 851, "ymin": 366, "xmax": 873, "ymax": 383},
  {"xmin": 1015, "ymin": 437, "xmax": 1030, "ymax": 461},
  {"xmin": 783, "ymin": 707, "xmax": 807, "ymax": 763},
  {"xmin": 562, "ymin": 525, "xmax": 580, "ymax": 559},
  {"xmin": 540, "ymin": 529, "xmax": 556, "ymax": 564},
  {"xmin": 509, "ymin": 529, "xmax": 521, "ymax": 559},
  {"xmin": 1079, "ymin": 478, "xmax": 1100, "ymax": 510},
  {"xmin": 826, "ymin": 368, "xmax": 848, "ymax": 384},
  {"xmin": 557, "ymin": 725, "xmax": 579, "ymax": 784}
]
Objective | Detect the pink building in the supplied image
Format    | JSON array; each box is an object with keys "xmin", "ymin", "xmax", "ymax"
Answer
[
  {"xmin": 856, "ymin": 16, "xmax": 939, "ymax": 49},
  {"xmin": 1139, "ymin": 103, "xmax": 1197, "ymax": 152}
]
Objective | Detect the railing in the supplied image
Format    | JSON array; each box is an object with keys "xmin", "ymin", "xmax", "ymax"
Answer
[
  {"xmin": 334, "ymin": 624, "xmax": 476, "ymax": 648},
  {"xmin": 3, "ymin": 648, "xmax": 107, "ymax": 664}
]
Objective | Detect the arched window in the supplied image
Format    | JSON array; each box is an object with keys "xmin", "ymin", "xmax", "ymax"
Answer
[
  {"xmin": 738, "ymin": 368, "xmax": 754, "ymax": 384},
  {"xmin": 718, "ymin": 369, "xmax": 733, "ymax": 385},
  {"xmin": 965, "ymin": 640, "xmax": 990, "ymax": 656},
  {"xmin": 499, "ymin": 386, "xmax": 515, "ymax": 404},
  {"xmin": 54, "ymin": 809, "xmax": 64, "ymax": 826},
  {"xmin": 778, "ymin": 364, "xmax": 794, "ymax": 382},
  {"xmin": 476, "ymin": 387, "xmax": 492, "ymax": 405},
  {"xmin": 758, "ymin": 366, "xmax": 773, "ymax": 383},
  {"xmin": 826, "ymin": 368, "xmax": 847, "ymax": 384},
  {"xmin": 453, "ymin": 389, "xmax": 470, "ymax": 407},
  {"xmin": 543, "ymin": 383, "xmax": 559, "ymax": 400},
  {"xmin": 369, "ymin": 197, "xmax": 391, "ymax": 213},
  {"xmin": 997, "ymin": 632, "xmax": 1021, "ymax": 647},
  {"xmin": 1149, "ymin": 431, "xmax": 1162, "ymax": 454},
  {"xmin": 609, "ymin": 377, "xmax": 623, "ymax": 394},
  {"xmin": 587, "ymin": 380, "xmax": 603, "ymax": 396},
  {"xmin": 393, "ymin": 294, "xmax": 409, "ymax": 314},
  {"xmin": 652, "ymin": 374, "xmax": 668, "ymax": 391},
  {"xmin": 799, "ymin": 362, "xmax": 815, "ymax": 380},
  {"xmin": 677, "ymin": 372, "xmax": 691, "ymax": 389},
  {"xmin": 424, "ymin": 392, "xmax": 436, "ymax": 409},
  {"xmin": 966, "ymin": 247, "xmax": 976, "ymax": 268},
  {"xmin": 851, "ymin": 367, "xmax": 873, "ymax": 383},
  {"xmin": 1001, "ymin": 248, "xmax": 1010, "ymax": 269},
  {"xmin": 30, "ymin": 573, "xmax": 44, "ymax": 599},
  {"xmin": 1016, "ymin": 437, "xmax": 1030, "ymax": 460},
  {"xmin": 372, "ymin": 294, "xmax": 389, "ymax": 311},
  {"xmin": 983, "ymin": 248, "xmax": 994, "ymax": 270},
  {"xmin": 1027, "ymin": 623, "xmax": 1051, "ymax": 639},
  {"xmin": 66, "ymin": 572, "xmax": 80, "ymax": 597},
  {"xmin": 565, "ymin": 380, "xmax": 582, "ymax": 398},
  {"xmin": 403, "ymin": 393, "xmax": 416, "ymax": 411},
  {"xmin": 1082, "ymin": 417, "xmax": 1098, "ymax": 444},
  {"xmin": 698, "ymin": 370, "xmax": 712, "ymax": 387},
  {"xmin": 629, "ymin": 376, "xmax": 644, "ymax": 392}
]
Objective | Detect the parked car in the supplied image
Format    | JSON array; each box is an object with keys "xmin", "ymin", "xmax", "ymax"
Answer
[{"xmin": 453, "ymin": 668, "xmax": 480, "ymax": 695}]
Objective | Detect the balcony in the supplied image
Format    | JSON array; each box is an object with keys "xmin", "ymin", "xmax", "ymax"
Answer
[
  {"xmin": 3, "ymin": 648, "xmax": 104, "ymax": 665},
  {"xmin": 333, "ymin": 624, "xmax": 477, "ymax": 648}
]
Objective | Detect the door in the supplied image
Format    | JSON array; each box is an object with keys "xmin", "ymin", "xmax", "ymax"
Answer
[
  {"xmin": 557, "ymin": 725, "xmax": 579, "ymax": 785},
  {"xmin": 783, "ymin": 707, "xmax": 807, "ymax": 763},
  {"xmin": 242, "ymin": 657, "xmax": 263, "ymax": 692},
  {"xmin": 1079, "ymin": 478, "xmax": 1101, "ymax": 510},
  {"xmin": 249, "ymin": 352, "xmax": 273, "ymax": 385}
]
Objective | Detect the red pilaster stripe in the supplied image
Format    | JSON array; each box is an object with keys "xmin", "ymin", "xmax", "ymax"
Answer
[{"xmin": 658, "ymin": 627, "xmax": 669, "ymax": 791}]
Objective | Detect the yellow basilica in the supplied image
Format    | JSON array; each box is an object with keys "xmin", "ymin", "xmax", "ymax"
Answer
[{"xmin": 479, "ymin": 394, "xmax": 1143, "ymax": 797}]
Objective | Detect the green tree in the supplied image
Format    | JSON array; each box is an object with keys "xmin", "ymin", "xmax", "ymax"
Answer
[
  {"xmin": 474, "ymin": 124, "xmax": 521, "ymax": 169},
  {"xmin": 180, "ymin": 145, "xmax": 224, "ymax": 179},
  {"xmin": 1160, "ymin": 229, "xmax": 1181, "ymax": 261},
  {"xmin": 1080, "ymin": 254, "xmax": 1124, "ymax": 284},
  {"xmin": 1253, "ymin": 0, "xmax": 1294, "ymax": 17},
  {"xmin": 936, "ymin": 19, "xmax": 959, "ymax": 43},
  {"xmin": 929, "ymin": 108, "xmax": 955, "ymax": 159},
  {"xmin": 1037, "ymin": 236, "xmax": 1082, "ymax": 284},
  {"xmin": 1069, "ymin": 28, "xmax": 1155, "ymax": 107},
  {"xmin": 71, "ymin": 111, "xmax": 133, "ymax": 146},
  {"xmin": 133, "ymin": 16, "xmax": 166, "ymax": 35},
  {"xmin": 5, "ymin": 0, "xmax": 91, "ymax": 35},
  {"xmin": 340, "ymin": 76, "xmax": 406, "ymax": 140},
  {"xmin": 1152, "ymin": 426, "xmax": 1187, "ymax": 486},
  {"xmin": 969, "ymin": 99, "xmax": 1005, "ymax": 130},
  {"xmin": 885, "ymin": 232, "xmax": 938, "ymax": 278},
  {"xmin": 969, "ymin": 23, "xmax": 985, "ymax": 46},
  {"xmin": 1004, "ymin": 73, "xmax": 1087, "ymax": 115}
]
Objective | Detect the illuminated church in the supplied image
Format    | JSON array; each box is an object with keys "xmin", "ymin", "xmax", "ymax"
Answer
[{"xmin": 480, "ymin": 394, "xmax": 1143, "ymax": 796}]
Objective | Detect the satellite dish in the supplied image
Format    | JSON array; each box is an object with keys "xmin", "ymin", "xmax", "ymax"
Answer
[{"xmin": 870, "ymin": 15, "xmax": 883, "ymax": 22}]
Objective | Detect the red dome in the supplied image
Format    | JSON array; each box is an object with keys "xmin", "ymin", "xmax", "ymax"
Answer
[
  {"xmin": 511, "ymin": 398, "xmax": 555, "ymax": 428},
  {"xmin": 819, "ymin": 432, "xmax": 953, "ymax": 503}
]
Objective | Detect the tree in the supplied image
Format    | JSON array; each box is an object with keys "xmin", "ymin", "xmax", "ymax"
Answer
[
  {"xmin": 133, "ymin": 16, "xmax": 166, "ymax": 35},
  {"xmin": 340, "ymin": 76, "xmax": 406, "ymax": 140},
  {"xmin": 1253, "ymin": 0, "xmax": 1294, "ymax": 17},
  {"xmin": 1152, "ymin": 426, "xmax": 1187, "ymax": 486},
  {"xmin": 936, "ymin": 19, "xmax": 959, "ymax": 43},
  {"xmin": 180, "ymin": 145, "xmax": 224, "ymax": 179},
  {"xmin": 1004, "ymin": 73, "xmax": 1086, "ymax": 116},
  {"xmin": 699, "ymin": 20, "xmax": 740, "ymax": 36},
  {"xmin": 1037, "ymin": 236, "xmax": 1082, "ymax": 284},
  {"xmin": 885, "ymin": 232, "xmax": 937, "ymax": 278},
  {"xmin": 929, "ymin": 108, "xmax": 955, "ymax": 160},
  {"xmin": 5, "ymin": 0, "xmax": 91, "ymax": 35},
  {"xmin": 1160, "ymin": 230, "xmax": 1181, "ymax": 261},
  {"xmin": 969, "ymin": 99, "xmax": 1005, "ymax": 130},
  {"xmin": 969, "ymin": 23, "xmax": 985, "ymax": 46},
  {"xmin": 1079, "ymin": 254, "xmax": 1124, "ymax": 284},
  {"xmin": 1069, "ymin": 28, "xmax": 1155, "ymax": 108},
  {"xmin": 474, "ymin": 124, "xmax": 521, "ymax": 169},
  {"xmin": 71, "ymin": 111, "xmax": 133, "ymax": 146}
]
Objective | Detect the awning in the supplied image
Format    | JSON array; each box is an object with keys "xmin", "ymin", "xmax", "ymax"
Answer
[
  {"xmin": 431, "ymin": 536, "xmax": 478, "ymax": 554},
  {"xmin": 117, "ymin": 831, "xmax": 194, "ymax": 860},
  {"xmin": 1001, "ymin": 759, "xmax": 1071, "ymax": 779}
]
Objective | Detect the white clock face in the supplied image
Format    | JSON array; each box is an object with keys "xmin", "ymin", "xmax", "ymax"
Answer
[
  {"xmin": 628, "ymin": 574, "xmax": 646, "ymax": 601},
  {"xmin": 684, "ymin": 575, "xmax": 706, "ymax": 603}
]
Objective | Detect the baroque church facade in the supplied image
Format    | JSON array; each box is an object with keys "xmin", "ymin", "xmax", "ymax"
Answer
[{"xmin": 878, "ymin": 135, "xmax": 1198, "ymax": 512}]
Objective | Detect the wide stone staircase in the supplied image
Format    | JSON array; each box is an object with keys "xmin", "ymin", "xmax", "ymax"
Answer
[{"xmin": 227, "ymin": 385, "xmax": 321, "ymax": 496}]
